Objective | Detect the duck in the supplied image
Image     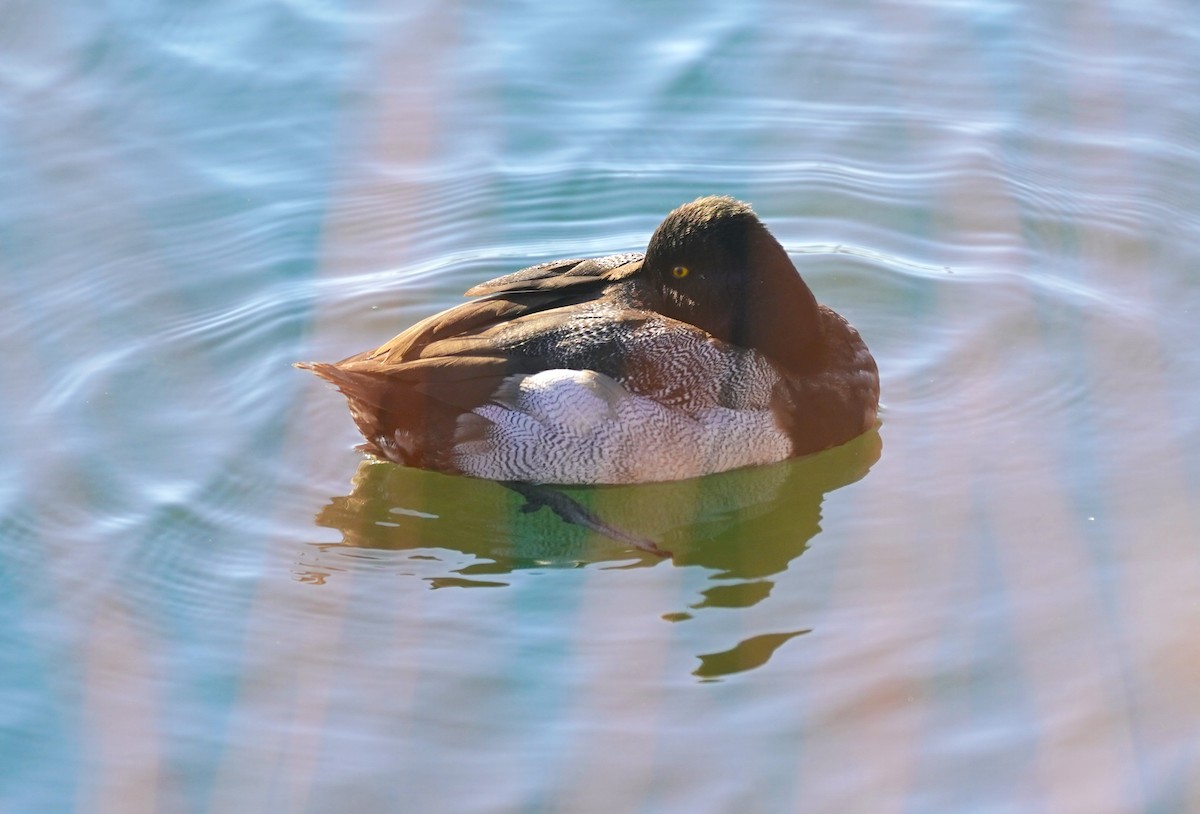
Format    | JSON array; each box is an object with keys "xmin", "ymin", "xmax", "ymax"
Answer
[{"xmin": 298, "ymin": 196, "xmax": 879, "ymax": 485}]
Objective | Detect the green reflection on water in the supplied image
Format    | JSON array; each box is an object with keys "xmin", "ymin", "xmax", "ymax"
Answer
[
  {"xmin": 312, "ymin": 428, "xmax": 879, "ymax": 581},
  {"xmin": 693, "ymin": 580, "xmax": 774, "ymax": 609},
  {"xmin": 694, "ymin": 630, "xmax": 811, "ymax": 680}
]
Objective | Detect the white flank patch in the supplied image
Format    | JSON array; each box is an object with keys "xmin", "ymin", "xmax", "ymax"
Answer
[{"xmin": 453, "ymin": 369, "xmax": 791, "ymax": 484}]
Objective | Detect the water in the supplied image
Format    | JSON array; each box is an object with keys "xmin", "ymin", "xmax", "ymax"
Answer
[{"xmin": 3, "ymin": 0, "xmax": 1200, "ymax": 811}]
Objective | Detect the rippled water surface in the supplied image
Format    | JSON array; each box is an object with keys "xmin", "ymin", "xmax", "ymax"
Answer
[{"xmin": 4, "ymin": 1, "xmax": 1200, "ymax": 811}]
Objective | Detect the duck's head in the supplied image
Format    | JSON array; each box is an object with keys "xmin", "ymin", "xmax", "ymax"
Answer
[{"xmin": 642, "ymin": 196, "xmax": 824, "ymax": 373}]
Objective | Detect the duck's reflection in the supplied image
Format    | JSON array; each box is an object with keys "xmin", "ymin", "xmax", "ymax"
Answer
[
  {"xmin": 304, "ymin": 429, "xmax": 880, "ymax": 677},
  {"xmin": 312, "ymin": 429, "xmax": 878, "ymax": 576}
]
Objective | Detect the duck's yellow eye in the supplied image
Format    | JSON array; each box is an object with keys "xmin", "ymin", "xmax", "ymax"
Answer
[{"xmin": 671, "ymin": 265, "xmax": 690, "ymax": 279}]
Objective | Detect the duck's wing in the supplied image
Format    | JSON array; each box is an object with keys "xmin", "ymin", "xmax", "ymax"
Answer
[
  {"xmin": 300, "ymin": 253, "xmax": 653, "ymax": 470},
  {"xmin": 336, "ymin": 252, "xmax": 644, "ymax": 368},
  {"xmin": 463, "ymin": 252, "xmax": 644, "ymax": 296},
  {"xmin": 351, "ymin": 296, "xmax": 553, "ymax": 367},
  {"xmin": 299, "ymin": 282, "xmax": 653, "ymax": 470}
]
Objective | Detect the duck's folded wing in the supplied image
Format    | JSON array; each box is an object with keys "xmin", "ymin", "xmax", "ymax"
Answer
[
  {"xmin": 318, "ymin": 300, "xmax": 645, "ymax": 416},
  {"xmin": 463, "ymin": 252, "xmax": 643, "ymax": 296},
  {"xmin": 347, "ymin": 296, "xmax": 549, "ymax": 366}
]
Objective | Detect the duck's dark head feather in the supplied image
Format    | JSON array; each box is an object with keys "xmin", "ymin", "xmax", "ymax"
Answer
[{"xmin": 640, "ymin": 196, "xmax": 825, "ymax": 374}]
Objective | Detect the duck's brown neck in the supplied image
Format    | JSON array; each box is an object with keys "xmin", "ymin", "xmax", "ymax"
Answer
[
  {"xmin": 645, "ymin": 212, "xmax": 828, "ymax": 373},
  {"xmin": 698, "ymin": 230, "xmax": 825, "ymax": 374},
  {"xmin": 736, "ymin": 268, "xmax": 825, "ymax": 373}
]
